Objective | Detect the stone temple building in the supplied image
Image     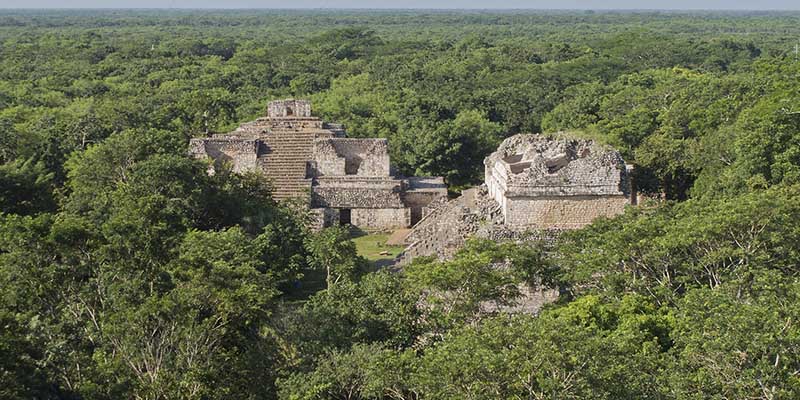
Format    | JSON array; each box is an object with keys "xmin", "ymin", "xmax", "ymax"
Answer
[
  {"xmin": 398, "ymin": 133, "xmax": 634, "ymax": 263},
  {"xmin": 189, "ymin": 99, "xmax": 447, "ymax": 231},
  {"xmin": 484, "ymin": 134, "xmax": 633, "ymax": 229}
]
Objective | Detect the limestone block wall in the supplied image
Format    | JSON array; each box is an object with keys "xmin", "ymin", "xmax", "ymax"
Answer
[
  {"xmin": 351, "ymin": 208, "xmax": 410, "ymax": 231},
  {"xmin": 189, "ymin": 138, "xmax": 259, "ymax": 173},
  {"xmin": 485, "ymin": 160, "xmax": 509, "ymax": 209},
  {"xmin": 267, "ymin": 118, "xmax": 324, "ymax": 131},
  {"xmin": 313, "ymin": 187, "xmax": 405, "ymax": 209},
  {"xmin": 267, "ymin": 99, "xmax": 312, "ymax": 118},
  {"xmin": 312, "ymin": 178, "xmax": 405, "ymax": 209},
  {"xmin": 309, "ymin": 207, "xmax": 340, "ymax": 231},
  {"xmin": 313, "ymin": 138, "xmax": 390, "ymax": 177},
  {"xmin": 403, "ymin": 191, "xmax": 445, "ymax": 223},
  {"xmin": 313, "ymin": 140, "xmax": 347, "ymax": 176},
  {"xmin": 504, "ymin": 195, "xmax": 629, "ymax": 229}
]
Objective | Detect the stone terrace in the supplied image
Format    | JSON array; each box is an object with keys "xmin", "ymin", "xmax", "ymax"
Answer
[{"xmin": 189, "ymin": 99, "xmax": 447, "ymax": 231}]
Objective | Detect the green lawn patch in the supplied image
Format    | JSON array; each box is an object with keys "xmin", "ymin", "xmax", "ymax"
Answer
[{"xmin": 351, "ymin": 231, "xmax": 404, "ymax": 266}]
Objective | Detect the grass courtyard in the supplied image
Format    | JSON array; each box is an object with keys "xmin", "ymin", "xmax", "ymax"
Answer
[{"xmin": 351, "ymin": 231, "xmax": 405, "ymax": 266}]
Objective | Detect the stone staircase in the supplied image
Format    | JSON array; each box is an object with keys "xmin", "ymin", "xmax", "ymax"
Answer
[
  {"xmin": 257, "ymin": 131, "xmax": 317, "ymax": 201},
  {"xmin": 395, "ymin": 191, "xmax": 480, "ymax": 265},
  {"xmin": 394, "ymin": 186, "xmax": 505, "ymax": 266}
]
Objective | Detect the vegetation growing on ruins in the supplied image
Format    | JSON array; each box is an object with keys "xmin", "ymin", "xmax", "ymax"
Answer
[{"xmin": 1, "ymin": 9, "xmax": 800, "ymax": 399}]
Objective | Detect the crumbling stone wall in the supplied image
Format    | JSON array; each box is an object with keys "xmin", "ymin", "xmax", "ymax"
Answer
[
  {"xmin": 351, "ymin": 208, "xmax": 411, "ymax": 231},
  {"xmin": 312, "ymin": 141, "xmax": 346, "ymax": 176},
  {"xmin": 267, "ymin": 99, "xmax": 312, "ymax": 118},
  {"xmin": 188, "ymin": 138, "xmax": 259, "ymax": 173},
  {"xmin": 485, "ymin": 134, "xmax": 631, "ymax": 227},
  {"xmin": 313, "ymin": 138, "xmax": 391, "ymax": 177},
  {"xmin": 312, "ymin": 177, "xmax": 405, "ymax": 209},
  {"xmin": 399, "ymin": 134, "xmax": 634, "ymax": 265},
  {"xmin": 504, "ymin": 195, "xmax": 630, "ymax": 229}
]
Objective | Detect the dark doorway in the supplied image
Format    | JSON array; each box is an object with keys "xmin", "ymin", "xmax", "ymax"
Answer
[
  {"xmin": 344, "ymin": 157, "xmax": 361, "ymax": 175},
  {"xmin": 286, "ymin": 106, "xmax": 294, "ymax": 116},
  {"xmin": 339, "ymin": 208, "xmax": 351, "ymax": 225},
  {"xmin": 410, "ymin": 207, "xmax": 422, "ymax": 226}
]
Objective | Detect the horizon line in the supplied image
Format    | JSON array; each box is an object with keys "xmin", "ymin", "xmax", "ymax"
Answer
[{"xmin": 2, "ymin": 7, "xmax": 800, "ymax": 11}]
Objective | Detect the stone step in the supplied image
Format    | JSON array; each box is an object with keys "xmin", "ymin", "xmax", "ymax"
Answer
[
  {"xmin": 261, "ymin": 170, "xmax": 307, "ymax": 174},
  {"xmin": 261, "ymin": 165, "xmax": 307, "ymax": 169},
  {"xmin": 264, "ymin": 170, "xmax": 307, "ymax": 173},
  {"xmin": 259, "ymin": 157, "xmax": 309, "ymax": 161},
  {"xmin": 273, "ymin": 190, "xmax": 309, "ymax": 194},
  {"xmin": 262, "ymin": 148, "xmax": 311, "ymax": 151},
  {"xmin": 262, "ymin": 163, "xmax": 309, "ymax": 166},
  {"xmin": 257, "ymin": 132, "xmax": 316, "ymax": 203}
]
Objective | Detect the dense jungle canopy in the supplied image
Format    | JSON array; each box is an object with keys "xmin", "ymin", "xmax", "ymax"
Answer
[{"xmin": 1, "ymin": 9, "xmax": 800, "ymax": 400}]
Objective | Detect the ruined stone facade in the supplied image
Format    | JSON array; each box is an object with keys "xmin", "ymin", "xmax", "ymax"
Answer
[
  {"xmin": 189, "ymin": 99, "xmax": 447, "ymax": 231},
  {"xmin": 485, "ymin": 134, "xmax": 632, "ymax": 229},
  {"xmin": 397, "ymin": 134, "xmax": 634, "ymax": 264}
]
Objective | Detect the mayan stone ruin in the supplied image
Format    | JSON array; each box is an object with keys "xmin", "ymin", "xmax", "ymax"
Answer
[
  {"xmin": 397, "ymin": 133, "xmax": 634, "ymax": 264},
  {"xmin": 189, "ymin": 99, "xmax": 447, "ymax": 231},
  {"xmin": 485, "ymin": 133, "xmax": 633, "ymax": 229},
  {"xmin": 189, "ymin": 101, "xmax": 634, "ymax": 262}
]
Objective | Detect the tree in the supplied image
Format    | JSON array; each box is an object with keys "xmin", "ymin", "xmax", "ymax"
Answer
[
  {"xmin": 396, "ymin": 110, "xmax": 501, "ymax": 187},
  {"xmin": 0, "ymin": 158, "xmax": 56, "ymax": 215},
  {"xmin": 558, "ymin": 184, "xmax": 800, "ymax": 304},
  {"xmin": 404, "ymin": 239, "xmax": 553, "ymax": 337},
  {"xmin": 305, "ymin": 226, "xmax": 365, "ymax": 288},
  {"xmin": 669, "ymin": 273, "xmax": 800, "ymax": 399}
]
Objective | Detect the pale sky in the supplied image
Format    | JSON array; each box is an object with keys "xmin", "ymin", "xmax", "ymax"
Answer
[{"xmin": 1, "ymin": 0, "xmax": 798, "ymax": 10}]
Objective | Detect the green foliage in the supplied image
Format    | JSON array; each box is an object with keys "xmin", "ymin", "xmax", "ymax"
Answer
[
  {"xmin": 305, "ymin": 226, "xmax": 367, "ymax": 287},
  {"xmin": 412, "ymin": 295, "xmax": 671, "ymax": 400},
  {"xmin": 278, "ymin": 343, "xmax": 417, "ymax": 400},
  {"xmin": 558, "ymin": 184, "xmax": 800, "ymax": 303},
  {"xmin": 0, "ymin": 310, "xmax": 57, "ymax": 399},
  {"xmin": 405, "ymin": 239, "xmax": 553, "ymax": 335},
  {"xmin": 0, "ymin": 158, "xmax": 56, "ymax": 215},
  {"xmin": 3, "ymin": 9, "xmax": 800, "ymax": 400},
  {"xmin": 401, "ymin": 109, "xmax": 502, "ymax": 186},
  {"xmin": 0, "ymin": 125, "xmax": 307, "ymax": 399},
  {"xmin": 669, "ymin": 273, "xmax": 800, "ymax": 399},
  {"xmin": 278, "ymin": 271, "xmax": 419, "ymax": 367}
]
